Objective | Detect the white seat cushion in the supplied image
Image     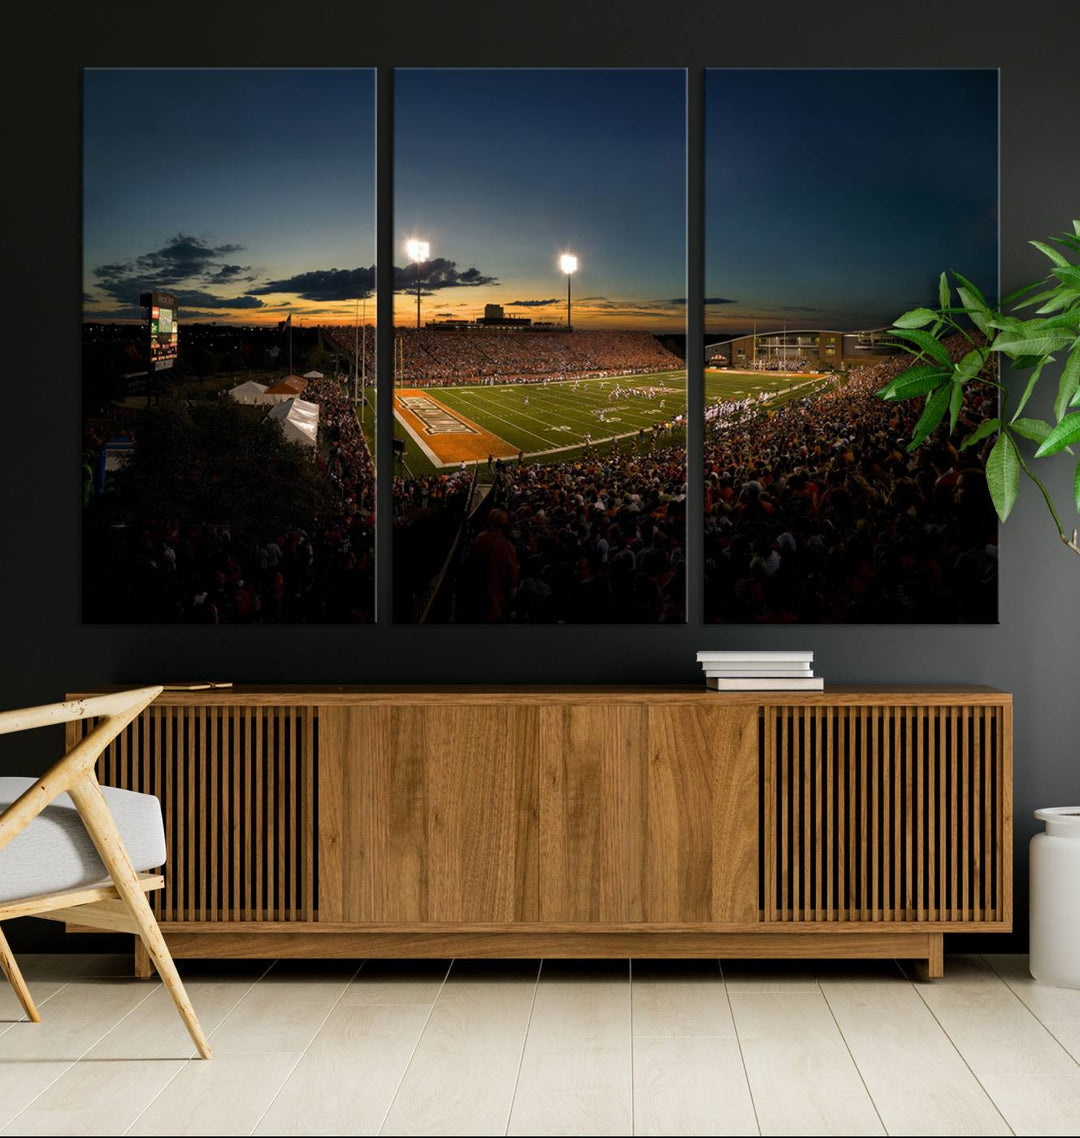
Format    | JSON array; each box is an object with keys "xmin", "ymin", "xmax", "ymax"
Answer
[{"xmin": 0, "ymin": 777, "xmax": 166, "ymax": 904}]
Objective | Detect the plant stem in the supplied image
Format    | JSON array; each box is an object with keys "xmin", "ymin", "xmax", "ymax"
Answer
[{"xmin": 1012, "ymin": 441, "xmax": 1080, "ymax": 558}]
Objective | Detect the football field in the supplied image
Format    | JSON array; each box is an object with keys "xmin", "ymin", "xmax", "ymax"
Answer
[{"xmin": 386, "ymin": 368, "xmax": 834, "ymax": 477}]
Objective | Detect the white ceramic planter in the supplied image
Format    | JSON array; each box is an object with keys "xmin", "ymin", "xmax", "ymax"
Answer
[{"xmin": 1030, "ymin": 808, "xmax": 1080, "ymax": 987}]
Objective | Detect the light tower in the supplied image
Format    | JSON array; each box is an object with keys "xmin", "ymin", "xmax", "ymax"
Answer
[
  {"xmin": 405, "ymin": 238, "xmax": 430, "ymax": 329},
  {"xmin": 559, "ymin": 253, "xmax": 578, "ymax": 331}
]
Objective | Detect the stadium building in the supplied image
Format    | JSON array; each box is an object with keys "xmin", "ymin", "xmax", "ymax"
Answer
[
  {"xmin": 706, "ymin": 328, "xmax": 899, "ymax": 370},
  {"xmin": 425, "ymin": 304, "xmax": 533, "ymax": 331}
]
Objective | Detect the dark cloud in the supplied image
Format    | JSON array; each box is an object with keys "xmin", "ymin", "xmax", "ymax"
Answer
[
  {"xmin": 207, "ymin": 263, "xmax": 255, "ymax": 283},
  {"xmin": 780, "ymin": 305, "xmax": 821, "ymax": 313},
  {"xmin": 173, "ymin": 292, "xmax": 264, "ymax": 310},
  {"xmin": 91, "ymin": 232, "xmax": 254, "ymax": 307},
  {"xmin": 251, "ymin": 266, "xmax": 376, "ymax": 301},
  {"xmin": 506, "ymin": 298, "xmax": 559, "ymax": 307},
  {"xmin": 393, "ymin": 258, "xmax": 497, "ymax": 292}
]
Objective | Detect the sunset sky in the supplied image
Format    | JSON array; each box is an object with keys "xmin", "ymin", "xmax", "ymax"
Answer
[
  {"xmin": 83, "ymin": 68, "xmax": 688, "ymax": 331},
  {"xmin": 84, "ymin": 68, "xmax": 997, "ymax": 337},
  {"xmin": 705, "ymin": 69, "xmax": 999, "ymax": 336},
  {"xmin": 83, "ymin": 68, "xmax": 376, "ymax": 326},
  {"xmin": 394, "ymin": 69, "xmax": 686, "ymax": 330}
]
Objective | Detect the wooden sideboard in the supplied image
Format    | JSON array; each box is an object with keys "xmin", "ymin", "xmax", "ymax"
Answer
[{"xmin": 66, "ymin": 685, "xmax": 1012, "ymax": 977}]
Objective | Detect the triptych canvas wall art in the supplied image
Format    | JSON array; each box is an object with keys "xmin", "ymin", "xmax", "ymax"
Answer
[{"xmin": 82, "ymin": 66, "xmax": 998, "ymax": 626}]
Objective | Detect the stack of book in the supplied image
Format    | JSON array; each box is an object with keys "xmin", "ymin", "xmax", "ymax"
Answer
[{"xmin": 696, "ymin": 650, "xmax": 823, "ymax": 691}]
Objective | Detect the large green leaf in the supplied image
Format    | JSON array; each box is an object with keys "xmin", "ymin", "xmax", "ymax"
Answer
[
  {"xmin": 938, "ymin": 272, "xmax": 951, "ymax": 310},
  {"xmin": 1010, "ymin": 417, "xmax": 1053, "ymax": 444},
  {"xmin": 992, "ymin": 325, "xmax": 1075, "ymax": 357},
  {"xmin": 986, "ymin": 433, "xmax": 1021, "ymax": 522},
  {"xmin": 956, "ymin": 286, "xmax": 991, "ymax": 335},
  {"xmin": 1015, "ymin": 285, "xmax": 1064, "ymax": 310},
  {"xmin": 1003, "ymin": 278, "xmax": 1051, "ymax": 307},
  {"xmin": 1036, "ymin": 289, "xmax": 1080, "ymax": 315},
  {"xmin": 1055, "ymin": 343, "xmax": 1080, "ymax": 422},
  {"xmin": 949, "ymin": 381, "xmax": 963, "ymax": 433},
  {"xmin": 877, "ymin": 365, "xmax": 951, "ymax": 401},
  {"xmin": 1010, "ymin": 357, "xmax": 1050, "ymax": 421},
  {"xmin": 893, "ymin": 307, "xmax": 938, "ymax": 329},
  {"xmin": 1074, "ymin": 220, "xmax": 1080, "ymax": 237},
  {"xmin": 1035, "ymin": 412, "xmax": 1080, "ymax": 457},
  {"xmin": 953, "ymin": 272, "xmax": 989, "ymax": 308},
  {"xmin": 954, "ymin": 349, "xmax": 987, "ymax": 382},
  {"xmin": 1052, "ymin": 265, "xmax": 1080, "ymax": 289},
  {"xmin": 907, "ymin": 382, "xmax": 952, "ymax": 452},
  {"xmin": 961, "ymin": 418, "xmax": 1001, "ymax": 450},
  {"xmin": 1037, "ymin": 312, "xmax": 1080, "ymax": 332},
  {"xmin": 1031, "ymin": 240, "xmax": 1070, "ymax": 267},
  {"xmin": 888, "ymin": 328, "xmax": 954, "ymax": 367}
]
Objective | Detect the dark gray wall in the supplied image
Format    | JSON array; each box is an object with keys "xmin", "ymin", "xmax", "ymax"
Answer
[{"xmin": 3, "ymin": 1, "xmax": 1078, "ymax": 952}]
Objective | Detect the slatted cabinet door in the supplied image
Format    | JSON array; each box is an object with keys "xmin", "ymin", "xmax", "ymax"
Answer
[
  {"xmin": 762, "ymin": 702, "xmax": 1010, "ymax": 926},
  {"xmin": 319, "ymin": 703, "xmax": 541, "ymax": 924}
]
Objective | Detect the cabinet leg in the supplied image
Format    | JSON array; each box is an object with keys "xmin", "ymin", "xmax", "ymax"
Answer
[
  {"xmin": 927, "ymin": 934, "xmax": 944, "ymax": 979},
  {"xmin": 134, "ymin": 937, "xmax": 152, "ymax": 979}
]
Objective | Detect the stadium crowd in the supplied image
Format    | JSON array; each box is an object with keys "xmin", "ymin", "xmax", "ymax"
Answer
[
  {"xmin": 452, "ymin": 445, "xmax": 687, "ymax": 623},
  {"xmin": 88, "ymin": 373, "xmax": 376, "ymax": 624},
  {"xmin": 703, "ymin": 336, "xmax": 998, "ymax": 623},
  {"xmin": 393, "ymin": 334, "xmax": 996, "ymax": 625},
  {"xmin": 395, "ymin": 329, "xmax": 682, "ymax": 386}
]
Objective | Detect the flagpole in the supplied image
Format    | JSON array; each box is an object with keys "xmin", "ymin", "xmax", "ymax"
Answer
[{"xmin": 289, "ymin": 309, "xmax": 293, "ymax": 375}]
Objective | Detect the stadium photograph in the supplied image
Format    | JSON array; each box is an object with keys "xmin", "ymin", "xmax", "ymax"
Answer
[
  {"xmin": 703, "ymin": 68, "xmax": 1000, "ymax": 624},
  {"xmin": 81, "ymin": 69, "xmax": 377, "ymax": 623},
  {"xmin": 391, "ymin": 68, "xmax": 688, "ymax": 623}
]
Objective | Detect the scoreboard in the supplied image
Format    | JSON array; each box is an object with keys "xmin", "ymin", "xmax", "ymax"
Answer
[{"xmin": 140, "ymin": 291, "xmax": 179, "ymax": 370}]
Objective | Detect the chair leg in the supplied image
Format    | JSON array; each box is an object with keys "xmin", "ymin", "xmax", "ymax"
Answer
[
  {"xmin": 69, "ymin": 777, "xmax": 213, "ymax": 1059},
  {"xmin": 0, "ymin": 924, "xmax": 40, "ymax": 1023}
]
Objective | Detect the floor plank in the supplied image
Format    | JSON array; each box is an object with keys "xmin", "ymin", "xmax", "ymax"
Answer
[
  {"xmin": 339, "ymin": 960, "xmax": 452, "ymax": 1007},
  {"xmin": 720, "ymin": 961, "xmax": 821, "ymax": 993},
  {"xmin": 126, "ymin": 1050, "xmax": 302, "ymax": 1136},
  {"xmin": 631, "ymin": 960, "xmax": 735, "ymax": 1038},
  {"xmin": 730, "ymin": 990, "xmax": 884, "ymax": 1136},
  {"xmin": 820, "ymin": 970, "xmax": 1010, "ymax": 1135},
  {"xmin": 207, "ymin": 959, "xmax": 357, "ymax": 1053},
  {"xmin": 85, "ymin": 963, "xmax": 266, "ymax": 1060},
  {"xmin": 1, "ymin": 1059, "xmax": 184, "ymax": 1137},
  {"xmin": 381, "ymin": 960, "xmax": 539, "ymax": 1136},
  {"xmin": 633, "ymin": 1036, "xmax": 758, "ymax": 1136},
  {"xmin": 254, "ymin": 1005, "xmax": 432, "ymax": 1137},
  {"xmin": 977, "ymin": 1073, "xmax": 1080, "ymax": 1136},
  {"xmin": 0, "ymin": 978, "xmax": 159, "ymax": 1130},
  {"xmin": 507, "ymin": 960, "xmax": 633, "ymax": 1137},
  {"xmin": 906, "ymin": 955, "xmax": 1079, "ymax": 1078}
]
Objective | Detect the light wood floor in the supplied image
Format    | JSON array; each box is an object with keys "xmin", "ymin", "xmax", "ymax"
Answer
[{"xmin": 1, "ymin": 953, "xmax": 1079, "ymax": 1135}]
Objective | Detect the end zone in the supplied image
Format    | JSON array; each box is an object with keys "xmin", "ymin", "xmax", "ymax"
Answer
[{"xmin": 394, "ymin": 389, "xmax": 519, "ymax": 467}]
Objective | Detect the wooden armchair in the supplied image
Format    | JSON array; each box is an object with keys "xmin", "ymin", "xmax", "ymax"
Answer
[{"xmin": 0, "ymin": 687, "xmax": 211, "ymax": 1059}]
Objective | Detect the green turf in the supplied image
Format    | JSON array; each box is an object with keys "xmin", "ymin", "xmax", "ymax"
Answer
[{"xmin": 391, "ymin": 369, "xmax": 836, "ymax": 478}]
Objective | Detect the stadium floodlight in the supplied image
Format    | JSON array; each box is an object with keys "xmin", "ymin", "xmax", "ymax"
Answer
[
  {"xmin": 560, "ymin": 253, "xmax": 578, "ymax": 330},
  {"xmin": 406, "ymin": 238, "xmax": 430, "ymax": 329}
]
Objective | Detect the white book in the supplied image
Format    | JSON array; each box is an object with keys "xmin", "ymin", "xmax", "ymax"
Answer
[
  {"xmin": 701, "ymin": 661, "xmax": 811, "ymax": 673},
  {"xmin": 705, "ymin": 664, "xmax": 814, "ymax": 673},
  {"xmin": 696, "ymin": 650, "xmax": 814, "ymax": 663},
  {"xmin": 706, "ymin": 677, "xmax": 824, "ymax": 691}
]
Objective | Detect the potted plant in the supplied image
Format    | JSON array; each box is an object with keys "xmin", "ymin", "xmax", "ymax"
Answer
[
  {"xmin": 876, "ymin": 218, "xmax": 1080, "ymax": 556},
  {"xmin": 878, "ymin": 222, "xmax": 1080, "ymax": 985}
]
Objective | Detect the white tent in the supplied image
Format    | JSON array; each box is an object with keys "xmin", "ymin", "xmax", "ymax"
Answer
[
  {"xmin": 227, "ymin": 380, "xmax": 277, "ymax": 405},
  {"xmin": 268, "ymin": 397, "xmax": 319, "ymax": 449},
  {"xmin": 302, "ymin": 370, "xmax": 324, "ymax": 380}
]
